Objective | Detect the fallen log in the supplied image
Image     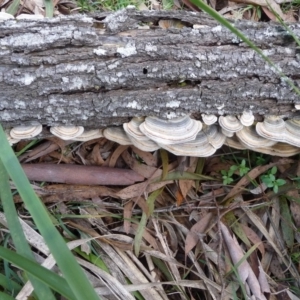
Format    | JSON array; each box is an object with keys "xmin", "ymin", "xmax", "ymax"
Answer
[{"xmin": 1, "ymin": 7, "xmax": 300, "ymax": 129}]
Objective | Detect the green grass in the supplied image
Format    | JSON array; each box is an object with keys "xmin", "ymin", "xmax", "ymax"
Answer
[
  {"xmin": 0, "ymin": 125, "xmax": 100, "ymax": 300},
  {"xmin": 76, "ymin": 0, "xmax": 145, "ymax": 12}
]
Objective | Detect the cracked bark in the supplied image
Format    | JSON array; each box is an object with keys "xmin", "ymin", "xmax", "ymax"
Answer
[{"xmin": 1, "ymin": 7, "xmax": 300, "ymax": 129}]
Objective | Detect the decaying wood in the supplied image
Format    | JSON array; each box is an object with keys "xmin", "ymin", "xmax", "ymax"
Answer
[{"xmin": 1, "ymin": 7, "xmax": 300, "ymax": 128}]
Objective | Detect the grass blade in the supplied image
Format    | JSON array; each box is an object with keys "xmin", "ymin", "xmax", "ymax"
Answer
[
  {"xmin": 6, "ymin": 0, "xmax": 20, "ymax": 15},
  {"xmin": 0, "ymin": 273, "xmax": 21, "ymax": 294},
  {"xmin": 0, "ymin": 126, "xmax": 100, "ymax": 300},
  {"xmin": 0, "ymin": 160, "xmax": 55, "ymax": 299},
  {"xmin": 0, "ymin": 246, "xmax": 76, "ymax": 299},
  {"xmin": 153, "ymin": 171, "xmax": 215, "ymax": 182},
  {"xmin": 134, "ymin": 188, "xmax": 163, "ymax": 256},
  {"xmin": 190, "ymin": 0, "xmax": 300, "ymax": 96},
  {"xmin": 44, "ymin": 0, "xmax": 54, "ymax": 18},
  {"xmin": 160, "ymin": 149, "xmax": 169, "ymax": 180},
  {"xmin": 0, "ymin": 291, "xmax": 15, "ymax": 300}
]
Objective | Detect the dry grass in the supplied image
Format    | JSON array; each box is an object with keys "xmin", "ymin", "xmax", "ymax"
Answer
[{"xmin": 7, "ymin": 137, "xmax": 300, "ymax": 299}]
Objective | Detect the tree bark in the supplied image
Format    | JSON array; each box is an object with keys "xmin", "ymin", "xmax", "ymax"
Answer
[{"xmin": 1, "ymin": 7, "xmax": 300, "ymax": 129}]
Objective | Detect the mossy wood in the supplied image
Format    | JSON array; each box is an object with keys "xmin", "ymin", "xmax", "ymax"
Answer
[{"xmin": 1, "ymin": 7, "xmax": 300, "ymax": 128}]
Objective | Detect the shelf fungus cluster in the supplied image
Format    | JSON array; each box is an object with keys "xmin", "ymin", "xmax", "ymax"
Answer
[{"xmin": 4, "ymin": 111, "xmax": 300, "ymax": 157}]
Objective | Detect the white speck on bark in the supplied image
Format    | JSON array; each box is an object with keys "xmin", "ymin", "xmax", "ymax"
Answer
[
  {"xmin": 196, "ymin": 54, "xmax": 206, "ymax": 61},
  {"xmin": 166, "ymin": 112, "xmax": 177, "ymax": 119},
  {"xmin": 56, "ymin": 63, "xmax": 94, "ymax": 73},
  {"xmin": 117, "ymin": 42, "xmax": 137, "ymax": 57},
  {"xmin": 23, "ymin": 74, "xmax": 35, "ymax": 85},
  {"xmin": 56, "ymin": 107, "xmax": 66, "ymax": 114},
  {"xmin": 14, "ymin": 100, "xmax": 26, "ymax": 108},
  {"xmin": 1, "ymin": 110, "xmax": 13, "ymax": 120},
  {"xmin": 127, "ymin": 100, "xmax": 141, "ymax": 109},
  {"xmin": 45, "ymin": 106, "xmax": 53, "ymax": 113},
  {"xmin": 212, "ymin": 25, "xmax": 222, "ymax": 32},
  {"xmin": 145, "ymin": 44, "xmax": 157, "ymax": 52},
  {"xmin": 190, "ymin": 29, "xmax": 200, "ymax": 35},
  {"xmin": 216, "ymin": 103, "xmax": 225, "ymax": 110},
  {"xmin": 166, "ymin": 100, "xmax": 180, "ymax": 108},
  {"xmin": 93, "ymin": 48, "xmax": 107, "ymax": 56}
]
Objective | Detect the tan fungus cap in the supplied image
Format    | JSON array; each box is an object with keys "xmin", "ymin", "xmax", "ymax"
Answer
[
  {"xmin": 50, "ymin": 126, "xmax": 84, "ymax": 140},
  {"xmin": 139, "ymin": 115, "xmax": 202, "ymax": 145}
]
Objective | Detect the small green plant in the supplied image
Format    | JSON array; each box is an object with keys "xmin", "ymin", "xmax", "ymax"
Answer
[
  {"xmin": 260, "ymin": 166, "xmax": 286, "ymax": 193},
  {"xmin": 235, "ymin": 159, "xmax": 250, "ymax": 177},
  {"xmin": 221, "ymin": 169, "xmax": 234, "ymax": 185},
  {"xmin": 221, "ymin": 159, "xmax": 250, "ymax": 185},
  {"xmin": 253, "ymin": 153, "xmax": 267, "ymax": 166},
  {"xmin": 76, "ymin": 0, "xmax": 94, "ymax": 12},
  {"xmin": 162, "ymin": 0, "xmax": 174, "ymax": 9},
  {"xmin": 241, "ymin": 5, "xmax": 262, "ymax": 19}
]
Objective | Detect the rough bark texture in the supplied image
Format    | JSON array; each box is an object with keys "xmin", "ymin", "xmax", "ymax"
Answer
[{"xmin": 1, "ymin": 7, "xmax": 300, "ymax": 128}]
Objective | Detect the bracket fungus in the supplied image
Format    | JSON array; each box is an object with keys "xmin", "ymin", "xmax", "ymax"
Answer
[
  {"xmin": 161, "ymin": 125, "xmax": 225, "ymax": 157},
  {"xmin": 103, "ymin": 127, "xmax": 132, "ymax": 145},
  {"xmin": 10, "ymin": 123, "xmax": 43, "ymax": 140},
  {"xmin": 256, "ymin": 143, "xmax": 300, "ymax": 157},
  {"xmin": 284, "ymin": 119, "xmax": 300, "ymax": 147},
  {"xmin": 218, "ymin": 116, "xmax": 243, "ymax": 137},
  {"xmin": 203, "ymin": 125, "xmax": 226, "ymax": 149},
  {"xmin": 239, "ymin": 110, "xmax": 255, "ymax": 127},
  {"xmin": 50, "ymin": 126, "xmax": 84, "ymax": 140},
  {"xmin": 161, "ymin": 132, "xmax": 217, "ymax": 157},
  {"xmin": 5, "ymin": 129, "xmax": 20, "ymax": 146},
  {"xmin": 236, "ymin": 126, "xmax": 277, "ymax": 149},
  {"xmin": 256, "ymin": 116, "xmax": 286, "ymax": 143},
  {"xmin": 123, "ymin": 117, "xmax": 147, "ymax": 140},
  {"xmin": 139, "ymin": 115, "xmax": 202, "ymax": 145},
  {"xmin": 123, "ymin": 118, "xmax": 159, "ymax": 151},
  {"xmin": 74, "ymin": 129, "xmax": 104, "ymax": 141},
  {"xmin": 218, "ymin": 116, "xmax": 243, "ymax": 132},
  {"xmin": 6, "ymin": 112, "xmax": 300, "ymax": 158},
  {"xmin": 225, "ymin": 136, "xmax": 247, "ymax": 150},
  {"xmin": 201, "ymin": 114, "xmax": 218, "ymax": 126},
  {"xmin": 127, "ymin": 136, "xmax": 160, "ymax": 151}
]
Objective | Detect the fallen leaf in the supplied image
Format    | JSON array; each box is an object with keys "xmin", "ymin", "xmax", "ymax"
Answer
[
  {"xmin": 122, "ymin": 150, "xmax": 159, "ymax": 178},
  {"xmin": 133, "ymin": 196, "xmax": 149, "ymax": 215},
  {"xmin": 240, "ymin": 224, "xmax": 265, "ymax": 256},
  {"xmin": 279, "ymin": 196, "xmax": 294, "ymax": 249},
  {"xmin": 108, "ymin": 145, "xmax": 129, "ymax": 168},
  {"xmin": 269, "ymin": 255, "xmax": 285, "ymax": 280},
  {"xmin": 185, "ymin": 212, "xmax": 213, "ymax": 255},
  {"xmin": 116, "ymin": 223, "xmax": 159, "ymax": 250},
  {"xmin": 131, "ymin": 146, "xmax": 158, "ymax": 167},
  {"xmin": 179, "ymin": 179, "xmax": 194, "ymax": 200},
  {"xmin": 19, "ymin": 139, "xmax": 73, "ymax": 162},
  {"xmin": 89, "ymin": 143, "xmax": 105, "ymax": 165},
  {"xmin": 287, "ymin": 190, "xmax": 300, "ymax": 227},
  {"xmin": 123, "ymin": 200, "xmax": 133, "ymax": 234},
  {"xmin": 220, "ymin": 222, "xmax": 267, "ymax": 300},
  {"xmin": 116, "ymin": 180, "xmax": 173, "ymax": 200}
]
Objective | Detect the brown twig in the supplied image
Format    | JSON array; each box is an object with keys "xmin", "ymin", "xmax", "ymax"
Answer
[{"xmin": 21, "ymin": 163, "xmax": 144, "ymax": 186}]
